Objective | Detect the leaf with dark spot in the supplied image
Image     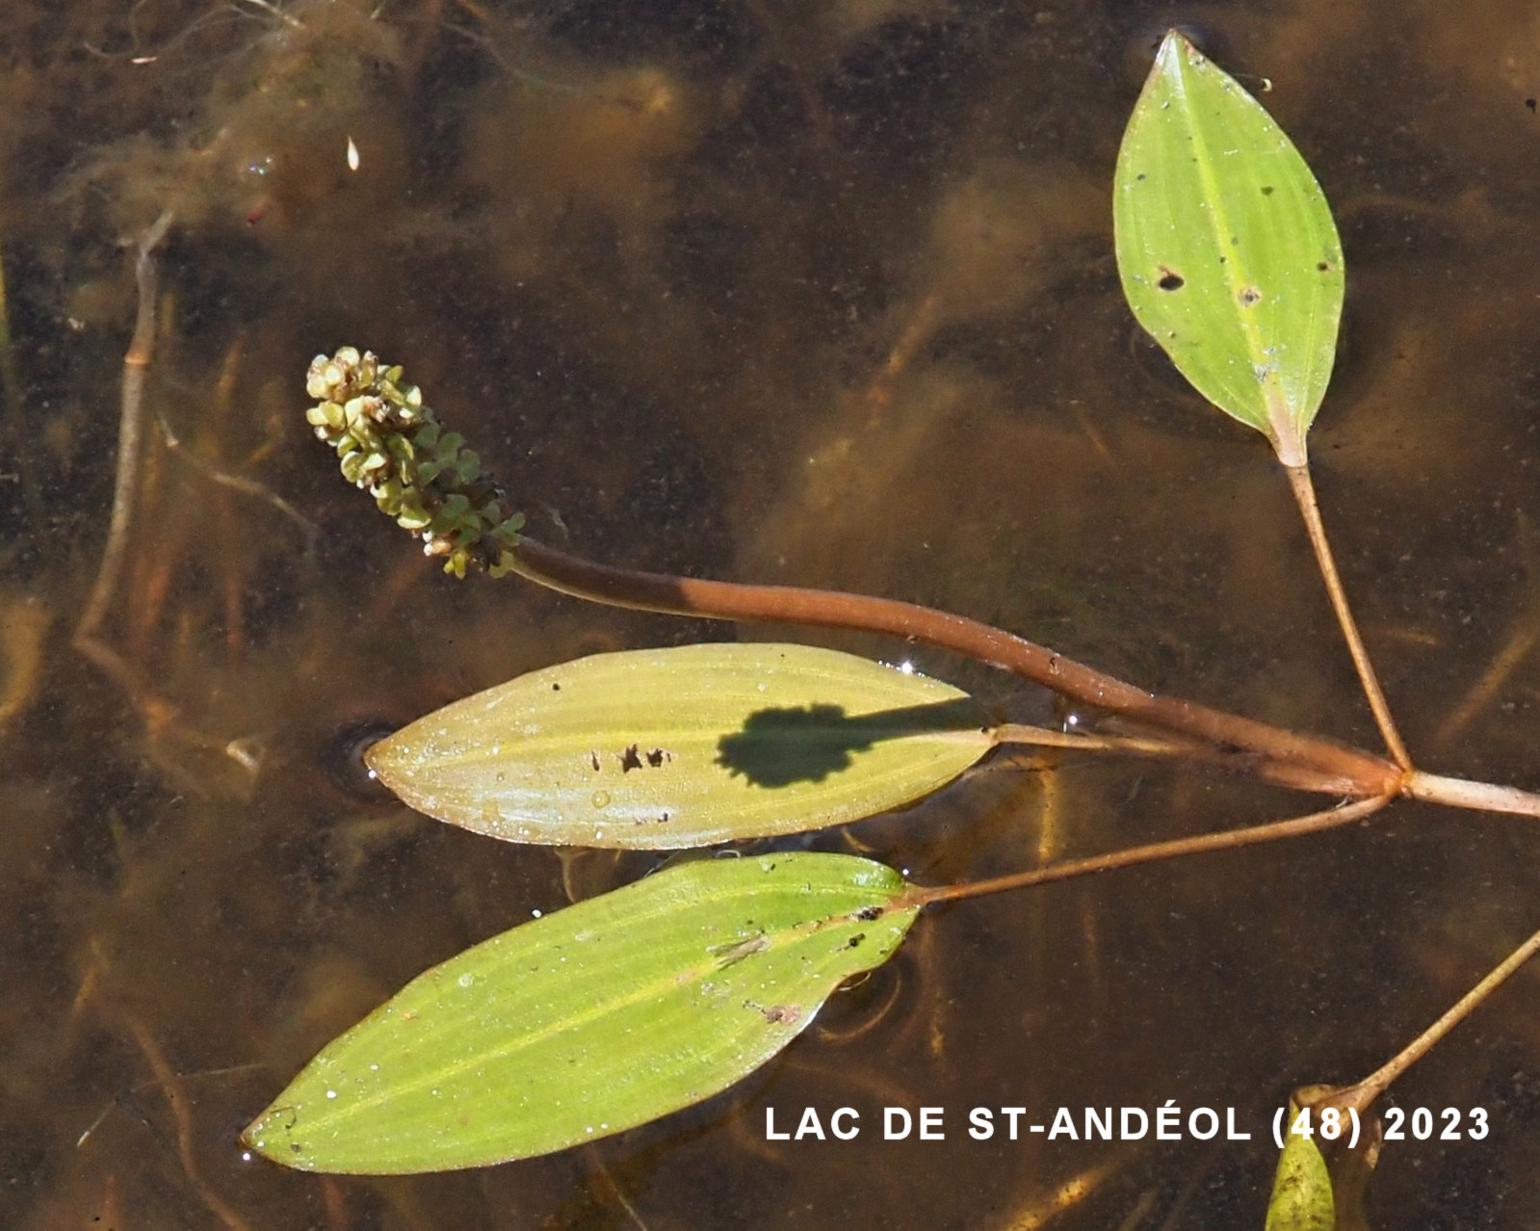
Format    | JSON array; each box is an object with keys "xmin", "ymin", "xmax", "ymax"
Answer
[
  {"xmin": 1114, "ymin": 31, "xmax": 1344, "ymax": 465},
  {"xmin": 368, "ymin": 644, "xmax": 994, "ymax": 849}
]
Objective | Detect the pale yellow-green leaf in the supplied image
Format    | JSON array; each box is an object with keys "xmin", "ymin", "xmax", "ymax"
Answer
[
  {"xmin": 367, "ymin": 642, "xmax": 993, "ymax": 848},
  {"xmin": 242, "ymin": 852, "xmax": 918, "ymax": 1173},
  {"xmin": 1265, "ymin": 1116, "xmax": 1336, "ymax": 1230},
  {"xmin": 1114, "ymin": 31, "xmax": 1344, "ymax": 465}
]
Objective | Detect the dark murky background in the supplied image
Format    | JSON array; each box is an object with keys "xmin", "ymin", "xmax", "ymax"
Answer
[{"xmin": 7, "ymin": 0, "xmax": 1540, "ymax": 1226}]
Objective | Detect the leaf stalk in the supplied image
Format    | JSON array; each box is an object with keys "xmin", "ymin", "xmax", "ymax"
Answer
[
  {"xmin": 1284, "ymin": 462, "xmax": 1412, "ymax": 770},
  {"xmin": 906, "ymin": 795, "xmax": 1392, "ymax": 909}
]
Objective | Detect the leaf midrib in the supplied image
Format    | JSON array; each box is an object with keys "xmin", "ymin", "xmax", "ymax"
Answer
[{"xmin": 1167, "ymin": 43, "xmax": 1295, "ymax": 457}]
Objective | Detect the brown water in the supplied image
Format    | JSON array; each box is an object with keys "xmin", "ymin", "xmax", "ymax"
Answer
[{"xmin": 8, "ymin": 1, "xmax": 1540, "ymax": 1227}]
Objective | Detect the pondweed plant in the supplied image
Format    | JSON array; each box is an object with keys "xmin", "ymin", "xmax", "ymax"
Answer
[{"xmin": 244, "ymin": 32, "xmax": 1540, "ymax": 1224}]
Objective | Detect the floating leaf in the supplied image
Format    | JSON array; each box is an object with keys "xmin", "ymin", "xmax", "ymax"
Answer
[
  {"xmin": 367, "ymin": 642, "xmax": 994, "ymax": 849},
  {"xmin": 1265, "ymin": 1097, "xmax": 1336, "ymax": 1231},
  {"xmin": 1114, "ymin": 31, "xmax": 1344, "ymax": 466},
  {"xmin": 243, "ymin": 852, "xmax": 918, "ymax": 1173}
]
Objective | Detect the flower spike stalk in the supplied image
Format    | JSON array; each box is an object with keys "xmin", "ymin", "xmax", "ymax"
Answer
[{"xmin": 304, "ymin": 348, "xmax": 1540, "ymax": 821}]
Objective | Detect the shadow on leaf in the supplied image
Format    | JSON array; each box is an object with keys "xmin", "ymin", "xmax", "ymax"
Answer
[{"xmin": 715, "ymin": 698, "xmax": 985, "ymax": 788}]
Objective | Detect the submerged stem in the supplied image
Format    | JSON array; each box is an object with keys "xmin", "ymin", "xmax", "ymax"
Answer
[
  {"xmin": 1284, "ymin": 462, "xmax": 1412, "ymax": 770},
  {"xmin": 908, "ymin": 794, "xmax": 1392, "ymax": 908},
  {"xmin": 75, "ymin": 210, "xmax": 175, "ymax": 650}
]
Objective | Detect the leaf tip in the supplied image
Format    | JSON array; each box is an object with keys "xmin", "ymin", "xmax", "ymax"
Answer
[
  {"xmin": 239, "ymin": 1106, "xmax": 304, "ymax": 1170},
  {"xmin": 1154, "ymin": 27, "xmax": 1196, "ymax": 71}
]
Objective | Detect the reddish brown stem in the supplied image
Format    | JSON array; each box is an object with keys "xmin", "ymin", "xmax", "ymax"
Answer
[
  {"xmin": 1285, "ymin": 462, "xmax": 1412, "ymax": 769},
  {"xmin": 510, "ymin": 538, "xmax": 1404, "ymax": 797}
]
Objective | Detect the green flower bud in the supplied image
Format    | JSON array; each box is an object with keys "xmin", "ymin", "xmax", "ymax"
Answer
[{"xmin": 306, "ymin": 347, "xmax": 526, "ymax": 578}]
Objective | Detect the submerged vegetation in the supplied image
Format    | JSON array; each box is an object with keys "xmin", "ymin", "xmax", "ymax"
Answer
[{"xmin": 13, "ymin": 2, "xmax": 1540, "ymax": 1228}]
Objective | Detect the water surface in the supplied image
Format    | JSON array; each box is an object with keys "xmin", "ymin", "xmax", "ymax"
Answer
[{"xmin": 7, "ymin": 1, "xmax": 1540, "ymax": 1226}]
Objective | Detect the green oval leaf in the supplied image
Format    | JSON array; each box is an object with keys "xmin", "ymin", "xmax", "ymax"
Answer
[
  {"xmin": 1114, "ymin": 31, "xmax": 1344, "ymax": 466},
  {"xmin": 367, "ymin": 642, "xmax": 994, "ymax": 849},
  {"xmin": 242, "ymin": 852, "xmax": 918, "ymax": 1172}
]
